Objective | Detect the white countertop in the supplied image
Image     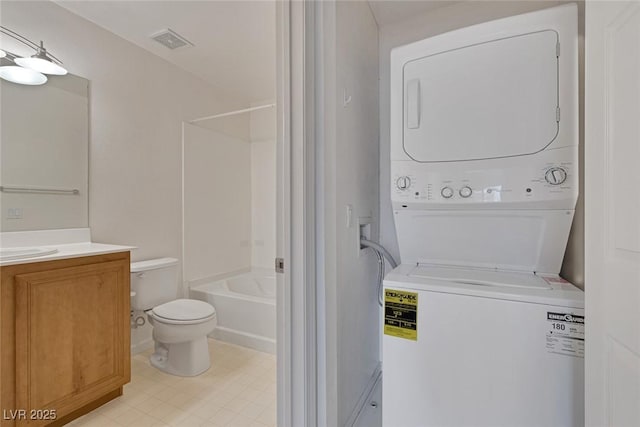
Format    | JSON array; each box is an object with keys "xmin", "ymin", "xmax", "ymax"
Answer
[
  {"xmin": 0, "ymin": 228, "xmax": 135, "ymax": 267},
  {"xmin": 0, "ymin": 242, "xmax": 136, "ymax": 266}
]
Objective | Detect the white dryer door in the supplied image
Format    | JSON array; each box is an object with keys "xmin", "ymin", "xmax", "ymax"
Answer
[{"xmin": 403, "ymin": 30, "xmax": 559, "ymax": 162}]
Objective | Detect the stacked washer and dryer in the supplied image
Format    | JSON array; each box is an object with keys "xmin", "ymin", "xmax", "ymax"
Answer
[{"xmin": 383, "ymin": 5, "xmax": 584, "ymax": 427}]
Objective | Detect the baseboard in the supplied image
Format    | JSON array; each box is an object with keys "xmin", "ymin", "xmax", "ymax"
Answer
[
  {"xmin": 210, "ymin": 326, "xmax": 275, "ymax": 354},
  {"xmin": 345, "ymin": 363, "xmax": 382, "ymax": 427}
]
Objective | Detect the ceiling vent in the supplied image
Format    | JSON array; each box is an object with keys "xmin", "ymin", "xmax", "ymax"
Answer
[{"xmin": 151, "ymin": 29, "xmax": 194, "ymax": 50}]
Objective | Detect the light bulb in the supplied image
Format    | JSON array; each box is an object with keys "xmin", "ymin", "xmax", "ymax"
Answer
[
  {"xmin": 15, "ymin": 56, "xmax": 67, "ymax": 75},
  {"xmin": 0, "ymin": 65, "xmax": 47, "ymax": 85}
]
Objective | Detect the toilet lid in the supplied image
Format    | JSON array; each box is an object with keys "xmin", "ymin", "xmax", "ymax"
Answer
[{"xmin": 152, "ymin": 299, "xmax": 216, "ymax": 321}]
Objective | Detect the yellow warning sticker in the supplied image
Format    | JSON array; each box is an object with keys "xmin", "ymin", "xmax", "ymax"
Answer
[{"xmin": 384, "ymin": 289, "xmax": 418, "ymax": 341}]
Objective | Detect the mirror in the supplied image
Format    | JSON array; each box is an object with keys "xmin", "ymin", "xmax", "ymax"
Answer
[{"xmin": 0, "ymin": 74, "xmax": 89, "ymax": 232}]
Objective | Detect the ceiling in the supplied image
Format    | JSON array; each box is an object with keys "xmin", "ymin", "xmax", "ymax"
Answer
[
  {"xmin": 55, "ymin": 1, "xmax": 459, "ymax": 104},
  {"xmin": 56, "ymin": 1, "xmax": 276, "ymax": 105},
  {"xmin": 368, "ymin": 0, "xmax": 460, "ymax": 27}
]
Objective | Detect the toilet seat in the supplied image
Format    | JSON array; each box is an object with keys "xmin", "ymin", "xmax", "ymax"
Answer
[{"xmin": 151, "ymin": 299, "xmax": 216, "ymax": 325}]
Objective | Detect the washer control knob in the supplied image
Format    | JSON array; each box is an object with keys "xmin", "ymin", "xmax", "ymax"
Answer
[
  {"xmin": 396, "ymin": 176, "xmax": 411, "ymax": 190},
  {"xmin": 459, "ymin": 186, "xmax": 473, "ymax": 198},
  {"xmin": 441, "ymin": 186, "xmax": 454, "ymax": 199},
  {"xmin": 545, "ymin": 167, "xmax": 567, "ymax": 185}
]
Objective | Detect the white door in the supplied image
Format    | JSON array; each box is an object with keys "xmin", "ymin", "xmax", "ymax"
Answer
[{"xmin": 585, "ymin": 2, "xmax": 640, "ymax": 426}]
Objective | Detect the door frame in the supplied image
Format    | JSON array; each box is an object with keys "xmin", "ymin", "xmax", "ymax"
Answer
[{"xmin": 276, "ymin": 1, "xmax": 318, "ymax": 426}]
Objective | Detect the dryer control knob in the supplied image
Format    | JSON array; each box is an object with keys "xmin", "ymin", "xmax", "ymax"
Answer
[
  {"xmin": 459, "ymin": 186, "xmax": 473, "ymax": 198},
  {"xmin": 545, "ymin": 167, "xmax": 567, "ymax": 185},
  {"xmin": 396, "ymin": 176, "xmax": 411, "ymax": 190},
  {"xmin": 441, "ymin": 186, "xmax": 454, "ymax": 199}
]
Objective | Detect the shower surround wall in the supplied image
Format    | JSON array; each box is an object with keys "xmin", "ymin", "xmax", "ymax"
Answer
[
  {"xmin": 250, "ymin": 105, "xmax": 277, "ymax": 269},
  {"xmin": 183, "ymin": 123, "xmax": 253, "ymax": 283},
  {"xmin": 183, "ymin": 106, "xmax": 276, "ymax": 285},
  {"xmin": 179, "ymin": 108, "xmax": 275, "ymax": 354}
]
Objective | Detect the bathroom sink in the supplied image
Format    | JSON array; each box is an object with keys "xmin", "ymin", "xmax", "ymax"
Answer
[{"xmin": 0, "ymin": 247, "xmax": 58, "ymax": 261}]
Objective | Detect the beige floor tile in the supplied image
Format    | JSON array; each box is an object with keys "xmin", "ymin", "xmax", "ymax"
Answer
[
  {"xmin": 79, "ymin": 414, "xmax": 117, "ymax": 427},
  {"xmin": 153, "ymin": 386, "xmax": 180, "ymax": 402},
  {"xmin": 224, "ymin": 397, "xmax": 252, "ymax": 413},
  {"xmin": 112, "ymin": 407, "xmax": 146, "ymax": 426},
  {"xmin": 255, "ymin": 405, "xmax": 276, "ymax": 427},
  {"xmin": 171, "ymin": 413, "xmax": 206, "ymax": 427},
  {"xmin": 74, "ymin": 339, "xmax": 274, "ymax": 427},
  {"xmin": 207, "ymin": 408, "xmax": 237, "ymax": 426},
  {"xmin": 156, "ymin": 407, "xmax": 190, "ymax": 426},
  {"xmin": 128, "ymin": 414, "xmax": 162, "ymax": 427},
  {"xmin": 225, "ymin": 413, "xmax": 256, "ymax": 427},
  {"xmin": 98, "ymin": 400, "xmax": 131, "ymax": 419},
  {"xmin": 238, "ymin": 402, "xmax": 267, "ymax": 420},
  {"xmin": 134, "ymin": 395, "xmax": 165, "ymax": 414},
  {"xmin": 190, "ymin": 400, "xmax": 223, "ymax": 420}
]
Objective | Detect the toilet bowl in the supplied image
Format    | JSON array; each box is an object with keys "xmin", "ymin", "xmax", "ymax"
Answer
[
  {"xmin": 147, "ymin": 299, "xmax": 217, "ymax": 376},
  {"xmin": 130, "ymin": 258, "xmax": 217, "ymax": 377}
]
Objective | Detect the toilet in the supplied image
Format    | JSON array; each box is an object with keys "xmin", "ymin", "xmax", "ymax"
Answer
[{"xmin": 130, "ymin": 257, "xmax": 217, "ymax": 377}]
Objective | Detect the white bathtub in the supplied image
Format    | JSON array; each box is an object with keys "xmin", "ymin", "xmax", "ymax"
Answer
[{"xmin": 190, "ymin": 268, "xmax": 276, "ymax": 353}]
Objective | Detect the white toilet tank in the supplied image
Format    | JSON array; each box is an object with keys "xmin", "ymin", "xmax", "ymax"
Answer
[{"xmin": 130, "ymin": 257, "xmax": 179, "ymax": 311}]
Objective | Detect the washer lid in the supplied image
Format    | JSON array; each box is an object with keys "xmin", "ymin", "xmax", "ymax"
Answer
[
  {"xmin": 384, "ymin": 264, "xmax": 584, "ymax": 309},
  {"xmin": 152, "ymin": 299, "xmax": 215, "ymax": 321},
  {"xmin": 409, "ymin": 265, "xmax": 551, "ymax": 290}
]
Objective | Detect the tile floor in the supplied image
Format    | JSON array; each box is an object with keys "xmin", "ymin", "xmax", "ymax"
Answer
[{"xmin": 71, "ymin": 339, "xmax": 276, "ymax": 427}]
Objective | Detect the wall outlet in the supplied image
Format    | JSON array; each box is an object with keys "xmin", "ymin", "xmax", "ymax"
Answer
[
  {"xmin": 7, "ymin": 208, "xmax": 23, "ymax": 219},
  {"xmin": 358, "ymin": 216, "xmax": 373, "ymax": 256}
]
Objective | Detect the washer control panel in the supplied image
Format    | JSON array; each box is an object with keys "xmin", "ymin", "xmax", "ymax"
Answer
[{"xmin": 391, "ymin": 147, "xmax": 578, "ymax": 209}]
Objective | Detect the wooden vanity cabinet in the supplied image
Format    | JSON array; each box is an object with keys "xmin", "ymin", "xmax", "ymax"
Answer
[{"xmin": 1, "ymin": 252, "xmax": 131, "ymax": 426}]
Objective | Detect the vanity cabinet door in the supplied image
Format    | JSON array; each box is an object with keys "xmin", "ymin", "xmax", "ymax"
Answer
[{"xmin": 14, "ymin": 259, "xmax": 130, "ymax": 426}]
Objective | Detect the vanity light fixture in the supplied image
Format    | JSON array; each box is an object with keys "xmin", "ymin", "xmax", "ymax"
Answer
[
  {"xmin": 0, "ymin": 26, "xmax": 67, "ymax": 85},
  {"xmin": 0, "ymin": 65, "xmax": 47, "ymax": 85},
  {"xmin": 15, "ymin": 41, "xmax": 67, "ymax": 75}
]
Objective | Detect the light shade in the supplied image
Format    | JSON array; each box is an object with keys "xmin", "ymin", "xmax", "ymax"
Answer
[
  {"xmin": 0, "ymin": 66, "xmax": 47, "ymax": 85},
  {"xmin": 15, "ymin": 56, "xmax": 67, "ymax": 75},
  {"xmin": 0, "ymin": 49, "xmax": 6, "ymax": 58}
]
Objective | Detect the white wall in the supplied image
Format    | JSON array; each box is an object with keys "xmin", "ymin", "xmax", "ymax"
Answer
[
  {"xmin": 250, "ymin": 106, "xmax": 276, "ymax": 268},
  {"xmin": 321, "ymin": 1, "xmax": 380, "ymax": 425},
  {"xmin": 377, "ymin": 0, "xmax": 585, "ymax": 288},
  {"xmin": 184, "ymin": 123, "xmax": 252, "ymax": 282}
]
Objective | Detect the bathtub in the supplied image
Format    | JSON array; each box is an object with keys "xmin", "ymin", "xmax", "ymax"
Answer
[{"xmin": 190, "ymin": 268, "xmax": 275, "ymax": 353}]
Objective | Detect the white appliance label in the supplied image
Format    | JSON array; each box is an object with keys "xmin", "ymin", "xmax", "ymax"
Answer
[{"xmin": 546, "ymin": 312, "xmax": 584, "ymax": 358}]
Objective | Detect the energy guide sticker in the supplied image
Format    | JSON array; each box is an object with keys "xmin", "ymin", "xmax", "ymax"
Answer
[
  {"xmin": 546, "ymin": 312, "xmax": 585, "ymax": 358},
  {"xmin": 384, "ymin": 289, "xmax": 418, "ymax": 341}
]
